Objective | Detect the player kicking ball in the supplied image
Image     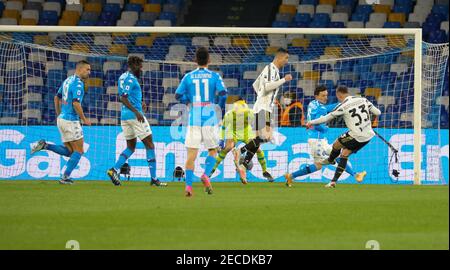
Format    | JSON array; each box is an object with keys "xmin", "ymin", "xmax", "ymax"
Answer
[
  {"xmin": 175, "ymin": 47, "xmax": 228, "ymax": 197},
  {"xmin": 239, "ymin": 48, "xmax": 292, "ymax": 173},
  {"xmin": 31, "ymin": 60, "xmax": 92, "ymax": 184},
  {"xmin": 209, "ymin": 98, "xmax": 274, "ymax": 184},
  {"xmin": 305, "ymin": 86, "xmax": 381, "ymax": 188},
  {"xmin": 284, "ymin": 85, "xmax": 366, "ymax": 187},
  {"xmin": 107, "ymin": 56, "xmax": 166, "ymax": 187}
]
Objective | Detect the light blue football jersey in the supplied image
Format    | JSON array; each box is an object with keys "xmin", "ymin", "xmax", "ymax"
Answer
[
  {"xmin": 118, "ymin": 71, "xmax": 144, "ymax": 121},
  {"xmin": 175, "ymin": 68, "xmax": 227, "ymax": 126},
  {"xmin": 307, "ymin": 100, "xmax": 339, "ymax": 139},
  {"xmin": 57, "ymin": 75, "xmax": 85, "ymax": 121}
]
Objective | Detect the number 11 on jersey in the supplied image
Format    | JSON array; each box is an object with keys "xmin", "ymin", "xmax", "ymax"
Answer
[{"xmin": 193, "ymin": 79, "xmax": 209, "ymax": 102}]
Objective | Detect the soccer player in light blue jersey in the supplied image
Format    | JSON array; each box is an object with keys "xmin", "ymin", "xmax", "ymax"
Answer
[
  {"xmin": 106, "ymin": 56, "xmax": 166, "ymax": 187},
  {"xmin": 284, "ymin": 85, "xmax": 366, "ymax": 187},
  {"xmin": 175, "ymin": 47, "xmax": 227, "ymax": 197},
  {"xmin": 31, "ymin": 60, "xmax": 92, "ymax": 184}
]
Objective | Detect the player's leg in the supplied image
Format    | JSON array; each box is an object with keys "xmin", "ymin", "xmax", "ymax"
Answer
[
  {"xmin": 107, "ymin": 120, "xmax": 137, "ymax": 186},
  {"xmin": 322, "ymin": 139, "xmax": 344, "ymax": 165},
  {"xmin": 31, "ymin": 140, "xmax": 72, "ymax": 156},
  {"xmin": 325, "ymin": 148, "xmax": 352, "ymax": 188},
  {"xmin": 32, "ymin": 118, "xmax": 73, "ymax": 156},
  {"xmin": 256, "ymin": 149, "xmax": 273, "ymax": 182},
  {"xmin": 210, "ymin": 139, "xmax": 234, "ymax": 177},
  {"xmin": 200, "ymin": 126, "xmax": 219, "ymax": 193},
  {"xmin": 142, "ymin": 134, "xmax": 166, "ymax": 186},
  {"xmin": 184, "ymin": 126, "xmax": 201, "ymax": 196},
  {"xmin": 185, "ymin": 147, "xmax": 198, "ymax": 196},
  {"xmin": 232, "ymin": 142, "xmax": 248, "ymax": 183},
  {"xmin": 240, "ymin": 111, "xmax": 271, "ymax": 169},
  {"xmin": 285, "ymin": 139, "xmax": 323, "ymax": 187},
  {"xmin": 60, "ymin": 137, "xmax": 84, "ymax": 184}
]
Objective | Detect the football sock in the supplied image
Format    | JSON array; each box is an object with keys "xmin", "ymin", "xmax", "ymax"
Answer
[
  {"xmin": 204, "ymin": 155, "xmax": 216, "ymax": 177},
  {"xmin": 292, "ymin": 164, "xmax": 318, "ymax": 178},
  {"xmin": 332, "ymin": 157, "xmax": 348, "ymax": 182},
  {"xmin": 114, "ymin": 148, "xmax": 134, "ymax": 171},
  {"xmin": 146, "ymin": 148, "xmax": 157, "ymax": 179},
  {"xmin": 186, "ymin": 169, "xmax": 193, "ymax": 188},
  {"xmin": 45, "ymin": 144, "xmax": 71, "ymax": 157},
  {"xmin": 257, "ymin": 151, "xmax": 267, "ymax": 172},
  {"xmin": 64, "ymin": 151, "xmax": 82, "ymax": 178}
]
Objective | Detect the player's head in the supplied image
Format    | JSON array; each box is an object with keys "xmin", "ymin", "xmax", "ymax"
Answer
[
  {"xmin": 273, "ymin": 48, "xmax": 289, "ymax": 68},
  {"xmin": 75, "ymin": 60, "xmax": 91, "ymax": 80},
  {"xmin": 233, "ymin": 97, "xmax": 248, "ymax": 111},
  {"xmin": 195, "ymin": 47, "xmax": 209, "ymax": 67},
  {"xmin": 128, "ymin": 56, "xmax": 144, "ymax": 77},
  {"xmin": 336, "ymin": 85, "xmax": 349, "ymax": 102},
  {"xmin": 314, "ymin": 85, "xmax": 328, "ymax": 104}
]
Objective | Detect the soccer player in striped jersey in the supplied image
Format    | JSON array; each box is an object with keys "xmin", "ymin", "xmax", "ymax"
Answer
[
  {"xmin": 31, "ymin": 60, "xmax": 92, "ymax": 184},
  {"xmin": 284, "ymin": 85, "xmax": 366, "ymax": 187},
  {"xmin": 306, "ymin": 86, "xmax": 381, "ymax": 188},
  {"xmin": 239, "ymin": 48, "xmax": 292, "ymax": 172},
  {"xmin": 209, "ymin": 98, "xmax": 273, "ymax": 184},
  {"xmin": 175, "ymin": 47, "xmax": 228, "ymax": 197},
  {"xmin": 107, "ymin": 56, "xmax": 166, "ymax": 187}
]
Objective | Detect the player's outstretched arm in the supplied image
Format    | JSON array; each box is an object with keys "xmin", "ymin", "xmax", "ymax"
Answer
[
  {"xmin": 73, "ymin": 101, "xmax": 91, "ymax": 125},
  {"xmin": 307, "ymin": 113, "xmax": 335, "ymax": 128}
]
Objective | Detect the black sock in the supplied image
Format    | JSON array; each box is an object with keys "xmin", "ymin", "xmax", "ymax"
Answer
[
  {"xmin": 328, "ymin": 147, "xmax": 341, "ymax": 163},
  {"xmin": 332, "ymin": 157, "xmax": 348, "ymax": 182},
  {"xmin": 243, "ymin": 137, "xmax": 262, "ymax": 167}
]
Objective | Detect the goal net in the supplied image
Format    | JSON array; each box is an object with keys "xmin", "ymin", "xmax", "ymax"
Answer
[{"xmin": 0, "ymin": 26, "xmax": 448, "ymax": 185}]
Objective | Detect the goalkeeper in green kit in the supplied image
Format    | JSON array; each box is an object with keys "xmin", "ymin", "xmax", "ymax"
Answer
[{"xmin": 209, "ymin": 98, "xmax": 274, "ymax": 184}]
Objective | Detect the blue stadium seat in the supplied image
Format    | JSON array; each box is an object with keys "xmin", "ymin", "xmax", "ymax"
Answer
[
  {"xmin": 136, "ymin": 20, "xmax": 153, "ymax": 26},
  {"xmin": 302, "ymin": 0, "xmax": 318, "ymax": 5},
  {"xmin": 294, "ymin": 13, "xmax": 311, "ymax": 23},
  {"xmin": 351, "ymin": 12, "xmax": 369, "ymax": 22},
  {"xmin": 337, "ymin": 0, "xmax": 356, "ymax": 6},
  {"xmin": 103, "ymin": 3, "xmax": 121, "ymax": 15},
  {"xmin": 384, "ymin": 22, "xmax": 402, "ymax": 28},
  {"xmin": 159, "ymin": 12, "xmax": 178, "ymax": 24},
  {"xmin": 291, "ymin": 21, "xmax": 310, "ymax": 27},
  {"xmin": 355, "ymin": 5, "xmax": 373, "ymax": 15},
  {"xmin": 272, "ymin": 21, "xmax": 289, "ymax": 28},
  {"xmin": 428, "ymin": 30, "xmax": 449, "ymax": 43},
  {"xmin": 432, "ymin": 5, "xmax": 449, "ymax": 19},
  {"xmin": 39, "ymin": 11, "xmax": 59, "ymax": 25},
  {"xmin": 125, "ymin": 3, "xmax": 143, "ymax": 12},
  {"xmin": 393, "ymin": 5, "xmax": 412, "ymax": 14},
  {"xmin": 79, "ymin": 20, "xmax": 97, "ymax": 26},
  {"xmin": 329, "ymin": 21, "xmax": 345, "ymax": 28}
]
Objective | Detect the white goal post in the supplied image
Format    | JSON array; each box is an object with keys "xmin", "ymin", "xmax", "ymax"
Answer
[{"xmin": 0, "ymin": 25, "xmax": 444, "ymax": 185}]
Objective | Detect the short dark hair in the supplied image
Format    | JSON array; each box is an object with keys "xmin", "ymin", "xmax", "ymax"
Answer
[
  {"xmin": 195, "ymin": 47, "xmax": 209, "ymax": 66},
  {"xmin": 127, "ymin": 55, "xmax": 143, "ymax": 68},
  {"xmin": 76, "ymin": 60, "xmax": 90, "ymax": 68},
  {"xmin": 277, "ymin": 48, "xmax": 288, "ymax": 54},
  {"xmin": 336, "ymin": 85, "xmax": 349, "ymax": 94},
  {"xmin": 314, "ymin": 85, "xmax": 328, "ymax": 96}
]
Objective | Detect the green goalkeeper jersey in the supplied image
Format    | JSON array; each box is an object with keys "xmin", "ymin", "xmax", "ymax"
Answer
[{"xmin": 220, "ymin": 108, "xmax": 255, "ymax": 143}]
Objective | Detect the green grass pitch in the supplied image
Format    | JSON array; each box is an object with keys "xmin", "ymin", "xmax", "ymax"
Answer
[{"xmin": 0, "ymin": 180, "xmax": 448, "ymax": 250}]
